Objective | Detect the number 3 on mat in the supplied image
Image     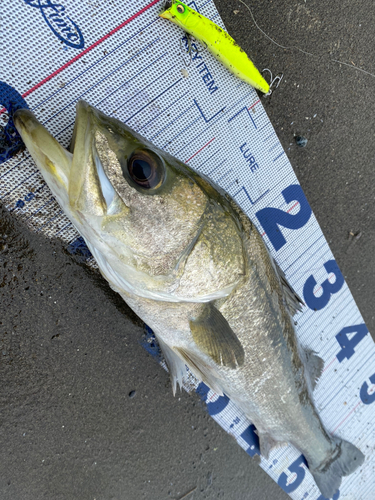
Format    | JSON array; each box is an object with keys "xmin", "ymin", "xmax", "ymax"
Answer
[{"xmin": 303, "ymin": 260, "xmax": 344, "ymax": 311}]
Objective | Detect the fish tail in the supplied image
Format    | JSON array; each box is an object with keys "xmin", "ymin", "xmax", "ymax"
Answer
[{"xmin": 310, "ymin": 438, "xmax": 365, "ymax": 498}]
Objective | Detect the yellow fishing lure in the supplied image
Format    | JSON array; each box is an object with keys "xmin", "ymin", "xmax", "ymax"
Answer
[{"xmin": 159, "ymin": 0, "xmax": 270, "ymax": 94}]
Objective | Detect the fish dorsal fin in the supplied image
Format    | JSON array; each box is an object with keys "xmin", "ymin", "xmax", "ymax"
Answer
[
  {"xmin": 175, "ymin": 346, "xmax": 225, "ymax": 396},
  {"xmin": 272, "ymin": 258, "xmax": 304, "ymax": 315},
  {"xmin": 304, "ymin": 348, "xmax": 325, "ymax": 390},
  {"xmin": 189, "ymin": 303, "xmax": 244, "ymax": 369}
]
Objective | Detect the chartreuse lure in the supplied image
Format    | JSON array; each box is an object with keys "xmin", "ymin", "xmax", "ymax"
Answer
[{"xmin": 159, "ymin": 0, "xmax": 269, "ymax": 94}]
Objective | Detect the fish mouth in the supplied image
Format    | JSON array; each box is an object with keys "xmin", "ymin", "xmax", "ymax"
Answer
[
  {"xmin": 14, "ymin": 102, "xmax": 121, "ymax": 219},
  {"xmin": 68, "ymin": 100, "xmax": 109, "ymax": 217},
  {"xmin": 70, "ymin": 100, "xmax": 129, "ymax": 217},
  {"xmin": 14, "ymin": 108, "xmax": 72, "ymax": 205}
]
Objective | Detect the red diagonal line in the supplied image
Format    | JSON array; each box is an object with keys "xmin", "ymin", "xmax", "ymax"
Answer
[
  {"xmin": 322, "ymin": 357, "xmax": 337, "ymax": 373},
  {"xmin": 21, "ymin": 0, "xmax": 162, "ymax": 99},
  {"xmin": 313, "ymin": 273, "xmax": 335, "ymax": 295},
  {"xmin": 185, "ymin": 137, "xmax": 215, "ymax": 163},
  {"xmin": 248, "ymin": 99, "xmax": 260, "ymax": 110},
  {"xmin": 260, "ymin": 202, "xmax": 299, "ymax": 236},
  {"xmin": 331, "ymin": 401, "xmax": 361, "ymax": 434},
  {"xmin": 286, "ymin": 473, "xmax": 297, "ymax": 485},
  {"xmin": 287, "ymin": 201, "xmax": 299, "ymax": 213}
]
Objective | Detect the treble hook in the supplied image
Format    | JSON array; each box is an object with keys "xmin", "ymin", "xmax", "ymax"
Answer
[{"xmin": 180, "ymin": 34, "xmax": 193, "ymax": 67}]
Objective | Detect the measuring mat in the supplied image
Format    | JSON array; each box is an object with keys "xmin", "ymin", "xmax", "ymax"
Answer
[{"xmin": 1, "ymin": 1, "xmax": 374, "ymax": 498}]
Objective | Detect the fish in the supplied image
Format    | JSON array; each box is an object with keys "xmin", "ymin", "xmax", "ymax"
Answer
[
  {"xmin": 14, "ymin": 101, "xmax": 364, "ymax": 498},
  {"xmin": 159, "ymin": 0, "xmax": 270, "ymax": 94}
]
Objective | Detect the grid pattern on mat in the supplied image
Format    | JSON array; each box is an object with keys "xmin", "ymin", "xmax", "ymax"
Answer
[{"xmin": 1, "ymin": 1, "xmax": 374, "ymax": 499}]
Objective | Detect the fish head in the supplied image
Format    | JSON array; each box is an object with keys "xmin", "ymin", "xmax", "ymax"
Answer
[{"xmin": 14, "ymin": 101, "xmax": 237, "ymax": 301}]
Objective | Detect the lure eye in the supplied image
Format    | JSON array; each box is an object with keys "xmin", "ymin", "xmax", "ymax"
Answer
[
  {"xmin": 176, "ymin": 4, "xmax": 185, "ymax": 13},
  {"xmin": 127, "ymin": 150, "xmax": 165, "ymax": 190}
]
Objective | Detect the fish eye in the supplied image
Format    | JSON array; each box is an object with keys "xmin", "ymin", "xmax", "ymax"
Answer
[
  {"xmin": 176, "ymin": 4, "xmax": 185, "ymax": 13},
  {"xmin": 127, "ymin": 149, "xmax": 165, "ymax": 190}
]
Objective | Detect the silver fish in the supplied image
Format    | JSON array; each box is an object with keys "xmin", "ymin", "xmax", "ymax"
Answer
[{"xmin": 14, "ymin": 101, "xmax": 364, "ymax": 498}]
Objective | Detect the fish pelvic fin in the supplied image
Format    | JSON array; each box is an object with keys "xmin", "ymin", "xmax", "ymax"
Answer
[
  {"xmin": 258, "ymin": 432, "xmax": 287, "ymax": 460},
  {"xmin": 156, "ymin": 336, "xmax": 187, "ymax": 396},
  {"xmin": 311, "ymin": 439, "xmax": 365, "ymax": 498},
  {"xmin": 189, "ymin": 303, "xmax": 244, "ymax": 369},
  {"xmin": 303, "ymin": 348, "xmax": 325, "ymax": 390},
  {"xmin": 273, "ymin": 258, "xmax": 304, "ymax": 315},
  {"xmin": 175, "ymin": 346, "xmax": 225, "ymax": 397}
]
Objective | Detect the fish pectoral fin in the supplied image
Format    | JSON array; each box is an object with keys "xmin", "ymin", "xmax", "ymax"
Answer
[
  {"xmin": 273, "ymin": 258, "xmax": 304, "ymax": 315},
  {"xmin": 259, "ymin": 432, "xmax": 287, "ymax": 460},
  {"xmin": 175, "ymin": 346, "xmax": 225, "ymax": 397},
  {"xmin": 304, "ymin": 348, "xmax": 325, "ymax": 390},
  {"xmin": 189, "ymin": 303, "xmax": 244, "ymax": 369}
]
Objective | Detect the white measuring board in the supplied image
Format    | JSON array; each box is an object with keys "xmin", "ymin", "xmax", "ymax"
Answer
[{"xmin": 1, "ymin": 1, "xmax": 374, "ymax": 498}]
